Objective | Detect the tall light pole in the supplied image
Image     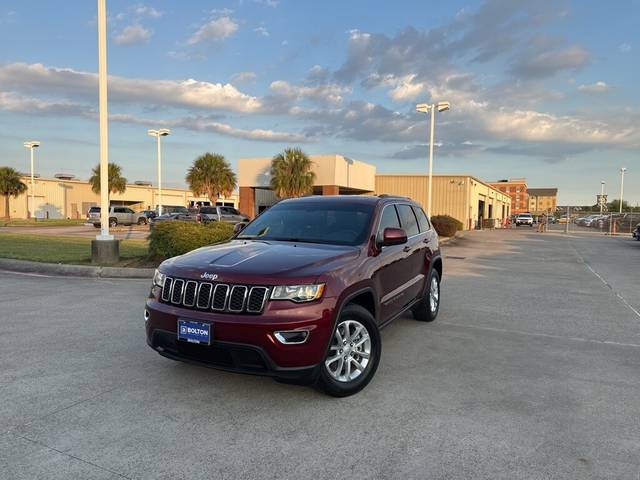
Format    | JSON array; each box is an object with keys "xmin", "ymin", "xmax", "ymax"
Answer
[
  {"xmin": 23, "ymin": 141, "xmax": 40, "ymax": 219},
  {"xmin": 91, "ymin": 0, "xmax": 118, "ymax": 264},
  {"xmin": 147, "ymin": 129, "xmax": 171, "ymax": 215},
  {"xmin": 619, "ymin": 168, "xmax": 627, "ymax": 214},
  {"xmin": 96, "ymin": 0, "xmax": 111, "ymax": 240},
  {"xmin": 416, "ymin": 101, "xmax": 450, "ymax": 217},
  {"xmin": 599, "ymin": 181, "xmax": 605, "ymax": 215}
]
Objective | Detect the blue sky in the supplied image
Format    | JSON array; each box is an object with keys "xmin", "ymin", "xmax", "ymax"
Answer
[{"xmin": 0, "ymin": 0, "xmax": 638, "ymax": 205}]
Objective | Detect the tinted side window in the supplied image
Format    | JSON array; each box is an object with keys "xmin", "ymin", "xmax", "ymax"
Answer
[
  {"xmin": 125, "ymin": 208, "xmax": 134, "ymax": 214},
  {"xmin": 200, "ymin": 207, "xmax": 216, "ymax": 214},
  {"xmin": 376, "ymin": 205, "xmax": 401, "ymax": 242},
  {"xmin": 397, "ymin": 204, "xmax": 419, "ymax": 237},
  {"xmin": 413, "ymin": 207, "xmax": 431, "ymax": 232},
  {"xmin": 114, "ymin": 207, "xmax": 126, "ymax": 213}
]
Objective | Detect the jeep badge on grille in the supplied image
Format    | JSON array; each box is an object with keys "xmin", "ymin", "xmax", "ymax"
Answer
[{"xmin": 200, "ymin": 272, "xmax": 219, "ymax": 281}]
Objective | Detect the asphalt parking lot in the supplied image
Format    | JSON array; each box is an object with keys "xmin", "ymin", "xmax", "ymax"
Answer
[{"xmin": 1, "ymin": 229, "xmax": 639, "ymax": 479}]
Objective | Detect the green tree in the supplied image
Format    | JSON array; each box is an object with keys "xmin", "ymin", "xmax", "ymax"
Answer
[
  {"xmin": 0, "ymin": 167, "xmax": 27, "ymax": 219},
  {"xmin": 186, "ymin": 153, "xmax": 237, "ymax": 203},
  {"xmin": 89, "ymin": 163, "xmax": 127, "ymax": 197},
  {"xmin": 607, "ymin": 199, "xmax": 630, "ymax": 213},
  {"xmin": 270, "ymin": 148, "xmax": 316, "ymax": 198}
]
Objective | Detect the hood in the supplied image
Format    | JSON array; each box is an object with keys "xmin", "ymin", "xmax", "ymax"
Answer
[{"xmin": 162, "ymin": 240, "xmax": 361, "ymax": 284}]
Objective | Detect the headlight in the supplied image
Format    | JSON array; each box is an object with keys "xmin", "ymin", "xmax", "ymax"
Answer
[
  {"xmin": 270, "ymin": 284, "xmax": 325, "ymax": 303},
  {"xmin": 153, "ymin": 269, "xmax": 166, "ymax": 288}
]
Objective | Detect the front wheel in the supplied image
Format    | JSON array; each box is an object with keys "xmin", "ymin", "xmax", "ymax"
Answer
[
  {"xmin": 412, "ymin": 269, "xmax": 441, "ymax": 322},
  {"xmin": 137, "ymin": 217, "xmax": 147, "ymax": 225},
  {"xmin": 109, "ymin": 218, "xmax": 117, "ymax": 228},
  {"xmin": 316, "ymin": 304, "xmax": 380, "ymax": 397}
]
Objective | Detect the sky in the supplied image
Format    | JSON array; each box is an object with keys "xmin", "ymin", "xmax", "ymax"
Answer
[{"xmin": 0, "ymin": 0, "xmax": 638, "ymax": 205}]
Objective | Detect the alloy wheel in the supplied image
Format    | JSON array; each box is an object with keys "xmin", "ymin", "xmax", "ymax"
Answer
[
  {"xmin": 429, "ymin": 276, "xmax": 439, "ymax": 313},
  {"xmin": 325, "ymin": 319, "xmax": 371, "ymax": 383}
]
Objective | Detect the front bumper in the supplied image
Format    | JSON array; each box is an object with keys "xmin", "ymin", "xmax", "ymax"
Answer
[{"xmin": 145, "ymin": 294, "xmax": 337, "ymax": 380}]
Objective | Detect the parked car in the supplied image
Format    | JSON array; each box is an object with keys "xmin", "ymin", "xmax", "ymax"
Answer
[
  {"xmin": 199, "ymin": 205, "xmax": 249, "ymax": 225},
  {"xmin": 150, "ymin": 210, "xmax": 200, "ymax": 225},
  {"xmin": 139, "ymin": 210, "xmax": 157, "ymax": 220},
  {"xmin": 87, "ymin": 206, "xmax": 148, "ymax": 228},
  {"xmin": 515, "ymin": 213, "xmax": 534, "ymax": 227},
  {"xmin": 145, "ymin": 195, "xmax": 443, "ymax": 397},
  {"xmin": 633, "ymin": 223, "xmax": 640, "ymax": 240}
]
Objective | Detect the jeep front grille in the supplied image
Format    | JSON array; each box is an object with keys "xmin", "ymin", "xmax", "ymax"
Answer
[{"xmin": 161, "ymin": 277, "xmax": 269, "ymax": 314}]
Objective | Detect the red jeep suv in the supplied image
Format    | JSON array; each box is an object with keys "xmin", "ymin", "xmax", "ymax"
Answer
[{"xmin": 145, "ymin": 195, "xmax": 443, "ymax": 396}]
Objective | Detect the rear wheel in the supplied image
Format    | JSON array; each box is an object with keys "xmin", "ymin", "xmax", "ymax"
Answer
[
  {"xmin": 316, "ymin": 304, "xmax": 380, "ymax": 397},
  {"xmin": 412, "ymin": 269, "xmax": 441, "ymax": 322},
  {"xmin": 93, "ymin": 223, "xmax": 100, "ymax": 229},
  {"xmin": 137, "ymin": 217, "xmax": 147, "ymax": 225},
  {"xmin": 109, "ymin": 218, "xmax": 117, "ymax": 228}
]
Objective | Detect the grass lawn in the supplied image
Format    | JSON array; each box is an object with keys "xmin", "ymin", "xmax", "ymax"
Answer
[
  {"xmin": 0, "ymin": 233, "xmax": 157, "ymax": 267},
  {"xmin": 0, "ymin": 218, "xmax": 86, "ymax": 227}
]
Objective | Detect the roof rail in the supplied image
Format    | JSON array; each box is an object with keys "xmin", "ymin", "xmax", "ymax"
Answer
[{"xmin": 377, "ymin": 194, "xmax": 410, "ymax": 200}]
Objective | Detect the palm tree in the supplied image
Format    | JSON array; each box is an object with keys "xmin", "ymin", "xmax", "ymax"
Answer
[
  {"xmin": 186, "ymin": 153, "xmax": 237, "ymax": 203},
  {"xmin": 0, "ymin": 167, "xmax": 27, "ymax": 219},
  {"xmin": 89, "ymin": 163, "xmax": 127, "ymax": 196},
  {"xmin": 270, "ymin": 148, "xmax": 315, "ymax": 198}
]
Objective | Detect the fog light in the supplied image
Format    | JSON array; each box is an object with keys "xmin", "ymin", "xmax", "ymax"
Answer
[
  {"xmin": 144, "ymin": 309, "xmax": 150, "ymax": 321},
  {"xmin": 274, "ymin": 330, "xmax": 309, "ymax": 344}
]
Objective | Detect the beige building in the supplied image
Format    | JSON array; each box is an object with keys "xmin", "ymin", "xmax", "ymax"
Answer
[
  {"xmin": 238, "ymin": 154, "xmax": 376, "ymax": 217},
  {"xmin": 0, "ymin": 175, "xmax": 238, "ymax": 219},
  {"xmin": 238, "ymin": 154, "xmax": 510, "ymax": 230},
  {"xmin": 375, "ymin": 174, "xmax": 511, "ymax": 230},
  {"xmin": 528, "ymin": 188, "xmax": 558, "ymax": 215}
]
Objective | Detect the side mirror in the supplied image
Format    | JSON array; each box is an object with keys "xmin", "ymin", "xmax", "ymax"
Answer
[
  {"xmin": 380, "ymin": 227, "xmax": 407, "ymax": 246},
  {"xmin": 233, "ymin": 222, "xmax": 246, "ymax": 235}
]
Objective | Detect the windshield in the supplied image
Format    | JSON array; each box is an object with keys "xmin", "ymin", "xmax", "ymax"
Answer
[{"xmin": 237, "ymin": 201, "xmax": 374, "ymax": 246}]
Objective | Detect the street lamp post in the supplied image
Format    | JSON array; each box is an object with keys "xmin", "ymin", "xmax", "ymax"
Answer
[
  {"xmin": 600, "ymin": 181, "xmax": 605, "ymax": 215},
  {"xmin": 147, "ymin": 129, "xmax": 171, "ymax": 216},
  {"xmin": 619, "ymin": 167, "xmax": 627, "ymax": 214},
  {"xmin": 91, "ymin": 0, "xmax": 119, "ymax": 264},
  {"xmin": 23, "ymin": 141, "xmax": 40, "ymax": 219},
  {"xmin": 416, "ymin": 101, "xmax": 450, "ymax": 217}
]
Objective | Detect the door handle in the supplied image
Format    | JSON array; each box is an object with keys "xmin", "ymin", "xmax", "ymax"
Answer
[{"xmin": 403, "ymin": 245, "xmax": 412, "ymax": 252}]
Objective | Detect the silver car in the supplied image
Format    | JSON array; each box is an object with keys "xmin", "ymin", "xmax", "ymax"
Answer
[
  {"xmin": 88, "ymin": 206, "xmax": 148, "ymax": 228},
  {"xmin": 199, "ymin": 206, "xmax": 249, "ymax": 225}
]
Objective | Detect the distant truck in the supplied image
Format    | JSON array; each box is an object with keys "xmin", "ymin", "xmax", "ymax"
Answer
[{"xmin": 87, "ymin": 206, "xmax": 148, "ymax": 228}]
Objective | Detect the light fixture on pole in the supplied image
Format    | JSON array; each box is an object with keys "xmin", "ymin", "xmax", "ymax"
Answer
[
  {"xmin": 416, "ymin": 101, "xmax": 450, "ymax": 217},
  {"xmin": 619, "ymin": 167, "xmax": 627, "ymax": 214},
  {"xmin": 23, "ymin": 141, "xmax": 40, "ymax": 219},
  {"xmin": 599, "ymin": 181, "xmax": 605, "ymax": 215},
  {"xmin": 147, "ymin": 128, "xmax": 171, "ymax": 216}
]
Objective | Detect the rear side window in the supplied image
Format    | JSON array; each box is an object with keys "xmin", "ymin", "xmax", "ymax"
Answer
[
  {"xmin": 376, "ymin": 205, "xmax": 401, "ymax": 242},
  {"xmin": 397, "ymin": 204, "xmax": 419, "ymax": 237},
  {"xmin": 114, "ymin": 207, "xmax": 126, "ymax": 213},
  {"xmin": 413, "ymin": 207, "xmax": 431, "ymax": 232},
  {"xmin": 200, "ymin": 207, "xmax": 216, "ymax": 214}
]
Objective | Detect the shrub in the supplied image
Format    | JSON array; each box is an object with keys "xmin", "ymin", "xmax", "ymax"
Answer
[
  {"xmin": 148, "ymin": 221, "xmax": 234, "ymax": 259},
  {"xmin": 431, "ymin": 215, "xmax": 463, "ymax": 237}
]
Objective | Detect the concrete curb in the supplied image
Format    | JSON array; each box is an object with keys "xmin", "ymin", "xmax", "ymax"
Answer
[
  {"xmin": 0, "ymin": 258, "xmax": 154, "ymax": 279},
  {"xmin": 439, "ymin": 231, "xmax": 465, "ymax": 245}
]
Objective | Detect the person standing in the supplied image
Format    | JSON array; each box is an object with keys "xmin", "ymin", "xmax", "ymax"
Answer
[{"xmin": 538, "ymin": 212, "xmax": 547, "ymax": 232}]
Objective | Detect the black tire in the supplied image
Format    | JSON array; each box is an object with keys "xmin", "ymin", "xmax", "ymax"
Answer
[
  {"xmin": 137, "ymin": 217, "xmax": 147, "ymax": 225},
  {"xmin": 412, "ymin": 269, "xmax": 441, "ymax": 322},
  {"xmin": 93, "ymin": 223, "xmax": 100, "ymax": 229},
  {"xmin": 109, "ymin": 218, "xmax": 117, "ymax": 228},
  {"xmin": 316, "ymin": 304, "xmax": 381, "ymax": 397}
]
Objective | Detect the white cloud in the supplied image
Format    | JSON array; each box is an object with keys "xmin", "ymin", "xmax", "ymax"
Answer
[
  {"xmin": 270, "ymin": 80, "xmax": 351, "ymax": 106},
  {"xmin": 254, "ymin": 26, "xmax": 270, "ymax": 37},
  {"xmin": 253, "ymin": 0, "xmax": 279, "ymax": 7},
  {"xmin": 134, "ymin": 5, "xmax": 163, "ymax": 18},
  {"xmin": 188, "ymin": 16, "xmax": 238, "ymax": 45},
  {"xmin": 0, "ymin": 63, "xmax": 262, "ymax": 113},
  {"xmin": 231, "ymin": 71, "xmax": 257, "ymax": 83},
  {"xmin": 114, "ymin": 24, "xmax": 152, "ymax": 46},
  {"xmin": 577, "ymin": 81, "xmax": 610, "ymax": 94}
]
